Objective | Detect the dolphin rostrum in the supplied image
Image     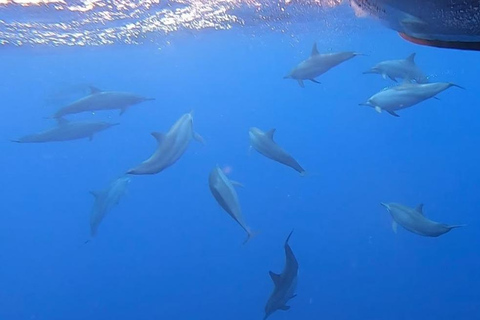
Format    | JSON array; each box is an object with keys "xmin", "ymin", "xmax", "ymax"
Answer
[
  {"xmin": 363, "ymin": 53, "xmax": 428, "ymax": 83},
  {"xmin": 12, "ymin": 118, "xmax": 118, "ymax": 143},
  {"xmin": 381, "ymin": 202, "xmax": 465, "ymax": 237},
  {"xmin": 208, "ymin": 166, "xmax": 254, "ymax": 244},
  {"xmin": 52, "ymin": 86, "xmax": 154, "ymax": 118},
  {"xmin": 127, "ymin": 111, "xmax": 204, "ymax": 175},
  {"xmin": 264, "ymin": 230, "xmax": 298, "ymax": 320},
  {"xmin": 360, "ymin": 82, "xmax": 463, "ymax": 117},
  {"xmin": 249, "ymin": 127, "xmax": 305, "ymax": 175},
  {"xmin": 284, "ymin": 43, "xmax": 361, "ymax": 87},
  {"xmin": 89, "ymin": 176, "xmax": 131, "ymax": 237}
]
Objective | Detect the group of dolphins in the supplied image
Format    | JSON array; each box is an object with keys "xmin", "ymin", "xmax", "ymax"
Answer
[{"xmin": 12, "ymin": 42, "xmax": 466, "ymax": 319}]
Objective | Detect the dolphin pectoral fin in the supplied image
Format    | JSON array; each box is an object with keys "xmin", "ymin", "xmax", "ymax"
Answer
[
  {"xmin": 290, "ymin": 294, "xmax": 297, "ymax": 299},
  {"xmin": 151, "ymin": 132, "xmax": 166, "ymax": 145},
  {"xmin": 280, "ymin": 306, "xmax": 291, "ymax": 311},
  {"xmin": 392, "ymin": 221, "xmax": 398, "ymax": 234},
  {"xmin": 193, "ymin": 132, "xmax": 205, "ymax": 145},
  {"xmin": 230, "ymin": 180, "xmax": 244, "ymax": 188},
  {"xmin": 388, "ymin": 75, "xmax": 397, "ymax": 82},
  {"xmin": 269, "ymin": 271, "xmax": 282, "ymax": 287},
  {"xmin": 56, "ymin": 117, "xmax": 69, "ymax": 126},
  {"xmin": 374, "ymin": 106, "xmax": 382, "ymax": 113},
  {"xmin": 382, "ymin": 73, "xmax": 387, "ymax": 80},
  {"xmin": 309, "ymin": 79, "xmax": 321, "ymax": 84},
  {"xmin": 386, "ymin": 110, "xmax": 400, "ymax": 117},
  {"xmin": 119, "ymin": 108, "xmax": 127, "ymax": 116},
  {"xmin": 297, "ymin": 79, "xmax": 305, "ymax": 88},
  {"xmin": 433, "ymin": 97, "xmax": 441, "ymax": 101},
  {"xmin": 90, "ymin": 191, "xmax": 101, "ymax": 199}
]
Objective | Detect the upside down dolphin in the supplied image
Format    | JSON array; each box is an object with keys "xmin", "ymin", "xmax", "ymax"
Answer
[
  {"xmin": 363, "ymin": 53, "xmax": 428, "ymax": 83},
  {"xmin": 249, "ymin": 127, "xmax": 305, "ymax": 175},
  {"xmin": 381, "ymin": 202, "xmax": 465, "ymax": 237},
  {"xmin": 127, "ymin": 111, "xmax": 204, "ymax": 175},
  {"xmin": 284, "ymin": 43, "xmax": 361, "ymax": 87},
  {"xmin": 12, "ymin": 118, "xmax": 118, "ymax": 143},
  {"xmin": 360, "ymin": 82, "xmax": 463, "ymax": 117},
  {"xmin": 52, "ymin": 86, "xmax": 154, "ymax": 118},
  {"xmin": 264, "ymin": 230, "xmax": 298, "ymax": 320},
  {"xmin": 89, "ymin": 176, "xmax": 131, "ymax": 237},
  {"xmin": 208, "ymin": 166, "xmax": 254, "ymax": 244}
]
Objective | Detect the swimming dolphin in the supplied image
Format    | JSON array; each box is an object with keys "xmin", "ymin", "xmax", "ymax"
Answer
[
  {"xmin": 380, "ymin": 202, "xmax": 465, "ymax": 237},
  {"xmin": 264, "ymin": 230, "xmax": 298, "ymax": 320},
  {"xmin": 127, "ymin": 111, "xmax": 204, "ymax": 175},
  {"xmin": 360, "ymin": 82, "xmax": 462, "ymax": 117},
  {"xmin": 284, "ymin": 43, "xmax": 361, "ymax": 87},
  {"xmin": 89, "ymin": 176, "xmax": 131, "ymax": 237},
  {"xmin": 11, "ymin": 118, "xmax": 118, "ymax": 143},
  {"xmin": 208, "ymin": 166, "xmax": 253, "ymax": 244},
  {"xmin": 249, "ymin": 127, "xmax": 305, "ymax": 175},
  {"xmin": 351, "ymin": 0, "xmax": 480, "ymax": 51},
  {"xmin": 52, "ymin": 86, "xmax": 154, "ymax": 118},
  {"xmin": 363, "ymin": 53, "xmax": 428, "ymax": 83}
]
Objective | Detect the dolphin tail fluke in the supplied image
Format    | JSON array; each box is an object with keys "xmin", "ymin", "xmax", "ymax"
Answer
[
  {"xmin": 243, "ymin": 229, "xmax": 259, "ymax": 245},
  {"xmin": 448, "ymin": 224, "xmax": 466, "ymax": 230},
  {"xmin": 449, "ymin": 83, "xmax": 466, "ymax": 90}
]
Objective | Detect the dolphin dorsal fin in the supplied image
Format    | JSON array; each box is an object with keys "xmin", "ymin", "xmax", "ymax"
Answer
[
  {"xmin": 90, "ymin": 191, "xmax": 102, "ymax": 199},
  {"xmin": 151, "ymin": 132, "xmax": 166, "ymax": 145},
  {"xmin": 265, "ymin": 128, "xmax": 276, "ymax": 140},
  {"xmin": 269, "ymin": 271, "xmax": 282, "ymax": 287},
  {"xmin": 311, "ymin": 43, "xmax": 319, "ymax": 56},
  {"xmin": 56, "ymin": 117, "xmax": 69, "ymax": 126},
  {"xmin": 89, "ymin": 86, "xmax": 103, "ymax": 94},
  {"xmin": 416, "ymin": 204, "xmax": 424, "ymax": 215},
  {"xmin": 406, "ymin": 53, "xmax": 416, "ymax": 64}
]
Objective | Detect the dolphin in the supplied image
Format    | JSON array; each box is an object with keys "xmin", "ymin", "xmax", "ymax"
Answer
[
  {"xmin": 350, "ymin": 0, "xmax": 480, "ymax": 51},
  {"xmin": 208, "ymin": 166, "xmax": 253, "ymax": 244},
  {"xmin": 264, "ymin": 230, "xmax": 298, "ymax": 320},
  {"xmin": 380, "ymin": 202, "xmax": 465, "ymax": 237},
  {"xmin": 363, "ymin": 53, "xmax": 428, "ymax": 83},
  {"xmin": 89, "ymin": 176, "xmax": 131, "ymax": 237},
  {"xmin": 360, "ymin": 82, "xmax": 463, "ymax": 117},
  {"xmin": 11, "ymin": 118, "xmax": 118, "ymax": 143},
  {"xmin": 127, "ymin": 111, "xmax": 204, "ymax": 175},
  {"xmin": 249, "ymin": 127, "xmax": 305, "ymax": 175},
  {"xmin": 52, "ymin": 86, "xmax": 154, "ymax": 118},
  {"xmin": 284, "ymin": 43, "xmax": 361, "ymax": 87}
]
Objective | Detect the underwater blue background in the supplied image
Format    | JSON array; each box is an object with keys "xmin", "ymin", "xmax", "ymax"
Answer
[{"xmin": 1, "ymin": 6, "xmax": 480, "ymax": 320}]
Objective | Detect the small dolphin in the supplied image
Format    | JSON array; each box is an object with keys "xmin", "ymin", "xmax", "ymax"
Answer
[
  {"xmin": 381, "ymin": 202, "xmax": 465, "ymax": 237},
  {"xmin": 89, "ymin": 176, "xmax": 131, "ymax": 237},
  {"xmin": 364, "ymin": 53, "xmax": 428, "ymax": 83},
  {"xmin": 52, "ymin": 86, "xmax": 154, "ymax": 118},
  {"xmin": 12, "ymin": 118, "xmax": 118, "ymax": 143},
  {"xmin": 284, "ymin": 43, "xmax": 361, "ymax": 87},
  {"xmin": 249, "ymin": 127, "xmax": 305, "ymax": 175},
  {"xmin": 208, "ymin": 166, "xmax": 253, "ymax": 244},
  {"xmin": 127, "ymin": 111, "xmax": 204, "ymax": 175},
  {"xmin": 264, "ymin": 230, "xmax": 298, "ymax": 320},
  {"xmin": 360, "ymin": 82, "xmax": 462, "ymax": 117}
]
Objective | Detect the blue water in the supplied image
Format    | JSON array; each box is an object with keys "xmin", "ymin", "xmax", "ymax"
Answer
[{"xmin": 1, "ymin": 3, "xmax": 480, "ymax": 320}]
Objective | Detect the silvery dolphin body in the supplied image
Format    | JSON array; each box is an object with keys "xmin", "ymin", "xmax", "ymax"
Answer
[
  {"xmin": 89, "ymin": 176, "xmax": 131, "ymax": 237},
  {"xmin": 249, "ymin": 127, "xmax": 305, "ymax": 175},
  {"xmin": 127, "ymin": 111, "xmax": 204, "ymax": 175},
  {"xmin": 364, "ymin": 53, "xmax": 428, "ymax": 83},
  {"xmin": 381, "ymin": 202, "xmax": 464, "ymax": 237},
  {"xmin": 350, "ymin": 0, "xmax": 480, "ymax": 51},
  {"xmin": 208, "ymin": 166, "xmax": 253, "ymax": 243},
  {"xmin": 264, "ymin": 230, "xmax": 298, "ymax": 320},
  {"xmin": 12, "ymin": 118, "xmax": 118, "ymax": 143},
  {"xmin": 360, "ymin": 82, "xmax": 462, "ymax": 117},
  {"xmin": 284, "ymin": 43, "xmax": 360, "ymax": 87},
  {"xmin": 53, "ymin": 86, "xmax": 154, "ymax": 118}
]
